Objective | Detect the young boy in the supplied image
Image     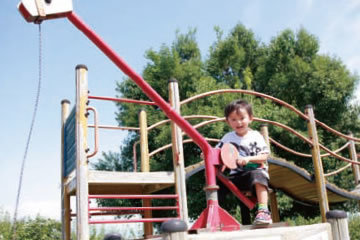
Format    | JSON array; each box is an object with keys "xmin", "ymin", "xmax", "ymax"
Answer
[{"xmin": 216, "ymin": 99, "xmax": 272, "ymax": 225}]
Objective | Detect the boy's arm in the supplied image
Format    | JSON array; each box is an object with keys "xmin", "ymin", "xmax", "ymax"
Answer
[{"xmin": 236, "ymin": 153, "xmax": 269, "ymax": 166}]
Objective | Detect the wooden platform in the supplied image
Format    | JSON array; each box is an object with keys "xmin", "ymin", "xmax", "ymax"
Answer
[
  {"xmin": 186, "ymin": 223, "xmax": 332, "ymax": 240},
  {"xmin": 65, "ymin": 170, "xmax": 175, "ymax": 195},
  {"xmin": 149, "ymin": 223, "xmax": 331, "ymax": 240}
]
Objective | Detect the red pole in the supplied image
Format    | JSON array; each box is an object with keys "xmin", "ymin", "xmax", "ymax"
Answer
[
  {"xmin": 66, "ymin": 11, "xmax": 217, "ymax": 186},
  {"xmin": 66, "ymin": 11, "xmax": 239, "ymax": 231}
]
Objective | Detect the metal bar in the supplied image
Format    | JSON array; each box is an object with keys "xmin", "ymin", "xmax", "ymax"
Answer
[
  {"xmin": 88, "ymin": 124, "xmax": 139, "ymax": 131},
  {"xmin": 86, "ymin": 106, "xmax": 98, "ymax": 158},
  {"xmin": 88, "ymin": 194, "xmax": 179, "ymax": 199},
  {"xmin": 89, "ymin": 217, "xmax": 180, "ymax": 224},
  {"xmin": 216, "ymin": 171, "xmax": 256, "ymax": 209},
  {"xmin": 88, "ymin": 95, "xmax": 156, "ymax": 105},
  {"xmin": 89, "ymin": 206, "xmax": 179, "ymax": 211},
  {"xmin": 181, "ymin": 89, "xmax": 360, "ymax": 142}
]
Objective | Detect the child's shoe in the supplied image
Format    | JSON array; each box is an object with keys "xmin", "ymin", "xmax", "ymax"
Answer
[{"xmin": 253, "ymin": 210, "xmax": 272, "ymax": 225}]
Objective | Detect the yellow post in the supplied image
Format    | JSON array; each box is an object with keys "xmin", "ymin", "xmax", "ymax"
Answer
[
  {"xmin": 260, "ymin": 124, "xmax": 280, "ymax": 223},
  {"xmin": 168, "ymin": 78, "xmax": 189, "ymax": 224},
  {"xmin": 139, "ymin": 109, "xmax": 153, "ymax": 238},
  {"xmin": 305, "ymin": 105, "xmax": 329, "ymax": 222},
  {"xmin": 61, "ymin": 99, "xmax": 71, "ymax": 240},
  {"xmin": 75, "ymin": 64, "xmax": 90, "ymax": 240}
]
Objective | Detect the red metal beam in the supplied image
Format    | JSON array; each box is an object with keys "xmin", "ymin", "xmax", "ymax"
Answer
[
  {"xmin": 88, "ymin": 95, "xmax": 156, "ymax": 105},
  {"xmin": 89, "ymin": 206, "xmax": 179, "ymax": 211},
  {"xmin": 89, "ymin": 194, "xmax": 178, "ymax": 199},
  {"xmin": 89, "ymin": 217, "xmax": 180, "ymax": 224}
]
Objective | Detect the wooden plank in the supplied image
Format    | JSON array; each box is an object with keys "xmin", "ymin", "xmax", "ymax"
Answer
[{"xmin": 66, "ymin": 171, "xmax": 176, "ymax": 195}]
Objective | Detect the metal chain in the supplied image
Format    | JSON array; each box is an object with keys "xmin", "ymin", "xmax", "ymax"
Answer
[{"xmin": 11, "ymin": 23, "xmax": 42, "ymax": 240}]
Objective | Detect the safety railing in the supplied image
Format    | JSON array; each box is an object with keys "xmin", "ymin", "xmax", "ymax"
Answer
[
  {"xmin": 88, "ymin": 194, "xmax": 180, "ymax": 224},
  {"xmin": 140, "ymin": 87, "xmax": 360, "ymax": 223}
]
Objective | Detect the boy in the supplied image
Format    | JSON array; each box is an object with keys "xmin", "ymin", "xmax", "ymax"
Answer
[{"xmin": 216, "ymin": 99, "xmax": 272, "ymax": 225}]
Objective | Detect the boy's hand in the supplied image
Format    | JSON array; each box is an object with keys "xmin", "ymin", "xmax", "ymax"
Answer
[{"xmin": 237, "ymin": 157, "xmax": 249, "ymax": 166}]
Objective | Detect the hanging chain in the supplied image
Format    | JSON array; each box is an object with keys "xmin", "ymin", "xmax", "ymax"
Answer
[{"xmin": 11, "ymin": 23, "xmax": 43, "ymax": 240}]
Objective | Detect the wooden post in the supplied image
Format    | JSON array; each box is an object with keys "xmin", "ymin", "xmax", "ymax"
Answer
[
  {"xmin": 348, "ymin": 133, "xmax": 360, "ymax": 185},
  {"xmin": 168, "ymin": 78, "xmax": 189, "ymax": 224},
  {"xmin": 326, "ymin": 210, "xmax": 350, "ymax": 240},
  {"xmin": 139, "ymin": 109, "xmax": 153, "ymax": 237},
  {"xmin": 305, "ymin": 105, "xmax": 329, "ymax": 223},
  {"xmin": 348, "ymin": 133, "xmax": 360, "ymax": 208},
  {"xmin": 61, "ymin": 99, "xmax": 71, "ymax": 240},
  {"xmin": 269, "ymin": 191, "xmax": 280, "ymax": 223},
  {"xmin": 75, "ymin": 65, "xmax": 90, "ymax": 240},
  {"xmin": 260, "ymin": 124, "xmax": 280, "ymax": 223}
]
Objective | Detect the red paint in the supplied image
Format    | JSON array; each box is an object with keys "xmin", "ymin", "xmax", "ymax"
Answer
[
  {"xmin": 216, "ymin": 171, "xmax": 257, "ymax": 209},
  {"xmin": 88, "ymin": 194, "xmax": 178, "ymax": 199},
  {"xmin": 89, "ymin": 217, "xmax": 180, "ymax": 224},
  {"xmin": 18, "ymin": 3, "xmax": 32, "ymax": 22},
  {"xmin": 190, "ymin": 199, "xmax": 241, "ymax": 231},
  {"xmin": 89, "ymin": 206, "xmax": 179, "ymax": 211}
]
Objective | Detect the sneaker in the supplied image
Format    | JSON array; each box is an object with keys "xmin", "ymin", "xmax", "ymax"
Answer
[{"xmin": 253, "ymin": 210, "xmax": 273, "ymax": 225}]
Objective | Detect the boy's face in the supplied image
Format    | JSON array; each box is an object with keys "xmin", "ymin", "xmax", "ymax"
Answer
[{"xmin": 226, "ymin": 108, "xmax": 253, "ymax": 137}]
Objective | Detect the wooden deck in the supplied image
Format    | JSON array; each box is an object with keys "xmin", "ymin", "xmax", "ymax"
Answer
[{"xmin": 65, "ymin": 170, "xmax": 175, "ymax": 195}]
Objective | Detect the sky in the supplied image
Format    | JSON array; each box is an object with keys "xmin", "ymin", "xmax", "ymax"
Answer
[{"xmin": 1, "ymin": 0, "xmax": 360, "ymax": 221}]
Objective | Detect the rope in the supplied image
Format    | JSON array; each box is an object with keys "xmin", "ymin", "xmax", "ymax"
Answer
[{"xmin": 11, "ymin": 24, "xmax": 42, "ymax": 240}]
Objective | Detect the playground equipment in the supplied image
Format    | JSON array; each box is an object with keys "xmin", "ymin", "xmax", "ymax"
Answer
[
  {"xmin": 60, "ymin": 63, "xmax": 360, "ymax": 239},
  {"xmin": 17, "ymin": 1, "xmax": 360, "ymax": 239}
]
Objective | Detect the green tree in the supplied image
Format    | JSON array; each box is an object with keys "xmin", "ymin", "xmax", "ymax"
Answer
[
  {"xmin": 207, "ymin": 24, "xmax": 262, "ymax": 89},
  {"xmin": 9, "ymin": 215, "xmax": 61, "ymax": 240},
  {"xmin": 0, "ymin": 208, "xmax": 11, "ymax": 240},
  {"xmin": 252, "ymin": 28, "xmax": 360, "ymax": 217}
]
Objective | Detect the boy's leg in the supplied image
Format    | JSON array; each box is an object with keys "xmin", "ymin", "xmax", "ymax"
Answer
[
  {"xmin": 255, "ymin": 183, "xmax": 268, "ymax": 205},
  {"xmin": 253, "ymin": 183, "xmax": 272, "ymax": 225}
]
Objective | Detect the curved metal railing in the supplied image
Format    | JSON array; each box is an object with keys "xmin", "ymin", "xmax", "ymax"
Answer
[{"xmin": 87, "ymin": 90, "xmax": 360, "ymax": 184}]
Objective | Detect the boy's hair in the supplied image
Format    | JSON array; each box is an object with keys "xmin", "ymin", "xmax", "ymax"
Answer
[{"xmin": 224, "ymin": 99, "xmax": 253, "ymax": 119}]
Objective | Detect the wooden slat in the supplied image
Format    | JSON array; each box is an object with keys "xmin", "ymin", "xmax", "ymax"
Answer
[{"xmin": 65, "ymin": 171, "xmax": 175, "ymax": 195}]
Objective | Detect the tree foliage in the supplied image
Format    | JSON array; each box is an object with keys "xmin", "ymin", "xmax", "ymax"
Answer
[
  {"xmin": 94, "ymin": 24, "xmax": 360, "ymax": 222},
  {"xmin": 0, "ymin": 213, "xmax": 62, "ymax": 240}
]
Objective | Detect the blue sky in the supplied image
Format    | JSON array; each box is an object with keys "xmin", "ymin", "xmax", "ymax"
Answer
[{"xmin": 1, "ymin": 0, "xmax": 360, "ymax": 220}]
